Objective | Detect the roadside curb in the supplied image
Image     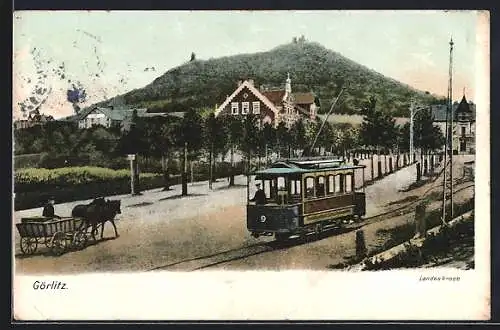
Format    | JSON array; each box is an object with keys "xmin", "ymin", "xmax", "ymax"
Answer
[{"xmin": 349, "ymin": 210, "xmax": 474, "ymax": 271}]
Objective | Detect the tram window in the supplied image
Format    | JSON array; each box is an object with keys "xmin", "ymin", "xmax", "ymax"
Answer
[
  {"xmin": 345, "ymin": 175, "xmax": 352, "ymax": 192},
  {"xmin": 277, "ymin": 177, "xmax": 286, "ymax": 190},
  {"xmin": 290, "ymin": 179, "xmax": 302, "ymax": 202},
  {"xmin": 317, "ymin": 176, "xmax": 326, "ymax": 197},
  {"xmin": 264, "ymin": 180, "xmax": 271, "ymax": 199},
  {"xmin": 290, "ymin": 179, "xmax": 301, "ymax": 195},
  {"xmin": 334, "ymin": 175, "xmax": 342, "ymax": 193},
  {"xmin": 305, "ymin": 177, "xmax": 315, "ymax": 199},
  {"xmin": 328, "ymin": 175, "xmax": 335, "ymax": 194}
]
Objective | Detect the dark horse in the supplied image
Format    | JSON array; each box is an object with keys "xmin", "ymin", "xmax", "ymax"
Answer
[{"xmin": 72, "ymin": 198, "xmax": 122, "ymax": 240}]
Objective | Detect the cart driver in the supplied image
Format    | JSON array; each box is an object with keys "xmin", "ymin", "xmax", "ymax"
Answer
[
  {"xmin": 42, "ymin": 197, "xmax": 61, "ymax": 219},
  {"xmin": 250, "ymin": 182, "xmax": 267, "ymax": 205}
]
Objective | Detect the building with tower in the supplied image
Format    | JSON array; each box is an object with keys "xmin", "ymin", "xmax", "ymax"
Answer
[
  {"xmin": 429, "ymin": 91, "xmax": 476, "ymax": 155},
  {"xmin": 214, "ymin": 74, "xmax": 319, "ymax": 127}
]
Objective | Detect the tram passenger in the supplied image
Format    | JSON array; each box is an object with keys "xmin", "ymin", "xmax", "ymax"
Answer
[
  {"xmin": 317, "ymin": 183, "xmax": 325, "ymax": 197},
  {"xmin": 42, "ymin": 197, "xmax": 61, "ymax": 219},
  {"xmin": 250, "ymin": 183, "xmax": 267, "ymax": 205}
]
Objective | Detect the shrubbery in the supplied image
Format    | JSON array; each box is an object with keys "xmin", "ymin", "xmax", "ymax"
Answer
[{"xmin": 15, "ymin": 167, "xmax": 161, "ymax": 191}]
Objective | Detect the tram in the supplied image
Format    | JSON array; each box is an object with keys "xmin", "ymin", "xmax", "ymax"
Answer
[{"xmin": 246, "ymin": 158, "xmax": 366, "ymax": 241}]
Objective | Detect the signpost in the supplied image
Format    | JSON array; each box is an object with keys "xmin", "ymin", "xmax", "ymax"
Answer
[{"xmin": 127, "ymin": 154, "xmax": 139, "ymax": 195}]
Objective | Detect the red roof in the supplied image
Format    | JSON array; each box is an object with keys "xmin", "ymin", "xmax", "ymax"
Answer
[
  {"xmin": 262, "ymin": 90, "xmax": 286, "ymax": 105},
  {"xmin": 293, "ymin": 92, "xmax": 315, "ymax": 105}
]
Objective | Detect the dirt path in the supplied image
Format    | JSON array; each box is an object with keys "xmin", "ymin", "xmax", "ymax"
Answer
[{"xmin": 14, "ymin": 155, "xmax": 474, "ymax": 274}]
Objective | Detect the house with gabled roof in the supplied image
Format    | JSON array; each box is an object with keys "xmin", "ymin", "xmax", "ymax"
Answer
[
  {"xmin": 429, "ymin": 92, "xmax": 476, "ymax": 154},
  {"xmin": 13, "ymin": 108, "xmax": 55, "ymax": 130},
  {"xmin": 60, "ymin": 105, "xmax": 183, "ymax": 131},
  {"xmin": 214, "ymin": 74, "xmax": 319, "ymax": 127}
]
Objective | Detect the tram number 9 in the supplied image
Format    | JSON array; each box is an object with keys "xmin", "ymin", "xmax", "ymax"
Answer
[{"xmin": 260, "ymin": 215, "xmax": 267, "ymax": 223}]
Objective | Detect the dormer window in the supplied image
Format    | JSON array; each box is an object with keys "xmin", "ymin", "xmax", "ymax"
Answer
[{"xmin": 231, "ymin": 102, "xmax": 239, "ymax": 115}]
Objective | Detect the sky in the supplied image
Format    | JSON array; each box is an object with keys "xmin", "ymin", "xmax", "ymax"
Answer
[{"xmin": 12, "ymin": 10, "xmax": 483, "ymax": 120}]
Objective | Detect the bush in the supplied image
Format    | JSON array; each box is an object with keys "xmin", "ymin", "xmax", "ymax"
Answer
[{"xmin": 15, "ymin": 166, "xmax": 161, "ymax": 192}]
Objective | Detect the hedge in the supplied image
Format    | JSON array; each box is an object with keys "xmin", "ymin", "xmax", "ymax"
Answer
[{"xmin": 13, "ymin": 162, "xmax": 248, "ymax": 210}]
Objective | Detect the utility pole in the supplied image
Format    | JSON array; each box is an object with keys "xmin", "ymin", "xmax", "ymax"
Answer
[
  {"xmin": 448, "ymin": 37, "xmax": 455, "ymax": 218},
  {"xmin": 182, "ymin": 141, "xmax": 188, "ymax": 196},
  {"xmin": 305, "ymin": 87, "xmax": 346, "ymax": 157},
  {"xmin": 410, "ymin": 99, "xmax": 414, "ymax": 164}
]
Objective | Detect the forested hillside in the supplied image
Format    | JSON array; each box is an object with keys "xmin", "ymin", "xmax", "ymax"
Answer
[{"xmin": 92, "ymin": 39, "xmax": 444, "ymax": 117}]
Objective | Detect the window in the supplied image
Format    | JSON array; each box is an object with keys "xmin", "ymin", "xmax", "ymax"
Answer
[
  {"xmin": 264, "ymin": 180, "xmax": 271, "ymax": 199},
  {"xmin": 231, "ymin": 102, "xmax": 239, "ymax": 115},
  {"xmin": 305, "ymin": 177, "xmax": 315, "ymax": 199},
  {"xmin": 277, "ymin": 176, "xmax": 286, "ymax": 190},
  {"xmin": 345, "ymin": 175, "xmax": 352, "ymax": 192},
  {"xmin": 252, "ymin": 101, "xmax": 260, "ymax": 114},
  {"xmin": 316, "ymin": 176, "xmax": 326, "ymax": 197},
  {"xmin": 461, "ymin": 126, "xmax": 466, "ymax": 137},
  {"xmin": 242, "ymin": 102, "xmax": 250, "ymax": 114},
  {"xmin": 328, "ymin": 175, "xmax": 335, "ymax": 194},
  {"xmin": 334, "ymin": 175, "xmax": 341, "ymax": 193},
  {"xmin": 290, "ymin": 180, "xmax": 301, "ymax": 195}
]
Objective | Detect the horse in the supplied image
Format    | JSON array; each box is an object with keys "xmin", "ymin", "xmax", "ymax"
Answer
[
  {"xmin": 98, "ymin": 199, "xmax": 121, "ymax": 239},
  {"xmin": 71, "ymin": 198, "xmax": 121, "ymax": 240}
]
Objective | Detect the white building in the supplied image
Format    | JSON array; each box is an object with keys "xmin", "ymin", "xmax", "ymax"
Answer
[{"xmin": 430, "ymin": 93, "xmax": 476, "ymax": 154}]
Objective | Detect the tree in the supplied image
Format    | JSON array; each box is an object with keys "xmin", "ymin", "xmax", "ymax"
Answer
[
  {"xmin": 360, "ymin": 96, "xmax": 397, "ymax": 178},
  {"xmin": 190, "ymin": 52, "xmax": 196, "ymax": 62},
  {"xmin": 275, "ymin": 122, "xmax": 290, "ymax": 159},
  {"xmin": 360, "ymin": 96, "xmax": 397, "ymax": 153},
  {"xmin": 289, "ymin": 119, "xmax": 307, "ymax": 156},
  {"xmin": 175, "ymin": 109, "xmax": 203, "ymax": 195},
  {"xmin": 155, "ymin": 117, "xmax": 178, "ymax": 190},
  {"xmin": 223, "ymin": 116, "xmax": 244, "ymax": 186},
  {"xmin": 414, "ymin": 108, "xmax": 445, "ymax": 154},
  {"xmin": 204, "ymin": 113, "xmax": 226, "ymax": 188},
  {"xmin": 261, "ymin": 122, "xmax": 276, "ymax": 164},
  {"xmin": 397, "ymin": 123, "xmax": 410, "ymax": 153},
  {"xmin": 241, "ymin": 114, "xmax": 260, "ymax": 173}
]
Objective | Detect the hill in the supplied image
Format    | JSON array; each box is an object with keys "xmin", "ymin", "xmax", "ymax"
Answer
[{"xmin": 93, "ymin": 39, "xmax": 445, "ymax": 117}]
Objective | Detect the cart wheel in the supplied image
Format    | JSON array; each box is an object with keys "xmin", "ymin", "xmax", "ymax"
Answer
[
  {"xmin": 72, "ymin": 230, "xmax": 88, "ymax": 250},
  {"xmin": 50, "ymin": 232, "xmax": 67, "ymax": 256},
  {"xmin": 20, "ymin": 237, "xmax": 38, "ymax": 255}
]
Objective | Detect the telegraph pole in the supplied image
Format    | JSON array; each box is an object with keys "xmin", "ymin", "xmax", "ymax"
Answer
[
  {"xmin": 448, "ymin": 37, "xmax": 455, "ymax": 218},
  {"xmin": 409, "ymin": 99, "xmax": 414, "ymax": 163},
  {"xmin": 304, "ymin": 87, "xmax": 345, "ymax": 157},
  {"xmin": 442, "ymin": 104, "xmax": 449, "ymax": 224}
]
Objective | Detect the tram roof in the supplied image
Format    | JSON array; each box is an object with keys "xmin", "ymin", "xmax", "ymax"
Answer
[{"xmin": 254, "ymin": 160, "xmax": 365, "ymax": 176}]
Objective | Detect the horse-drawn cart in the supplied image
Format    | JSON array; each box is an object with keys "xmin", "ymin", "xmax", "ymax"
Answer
[{"xmin": 16, "ymin": 216, "xmax": 90, "ymax": 256}]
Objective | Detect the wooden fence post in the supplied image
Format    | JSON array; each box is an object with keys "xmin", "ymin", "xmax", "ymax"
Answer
[
  {"xmin": 424, "ymin": 156, "xmax": 428, "ymax": 176},
  {"xmin": 414, "ymin": 202, "xmax": 427, "ymax": 238},
  {"xmin": 356, "ymin": 230, "xmax": 367, "ymax": 259},
  {"xmin": 371, "ymin": 152, "xmax": 375, "ymax": 181},
  {"xmin": 377, "ymin": 157, "xmax": 382, "ymax": 179}
]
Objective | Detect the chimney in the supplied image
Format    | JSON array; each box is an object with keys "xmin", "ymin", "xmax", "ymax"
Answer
[
  {"xmin": 248, "ymin": 79, "xmax": 254, "ymax": 86},
  {"xmin": 237, "ymin": 80, "xmax": 243, "ymax": 87}
]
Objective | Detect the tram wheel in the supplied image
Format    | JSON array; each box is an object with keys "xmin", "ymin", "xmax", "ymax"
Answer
[
  {"xmin": 275, "ymin": 233, "xmax": 289, "ymax": 242},
  {"xmin": 314, "ymin": 222, "xmax": 323, "ymax": 237}
]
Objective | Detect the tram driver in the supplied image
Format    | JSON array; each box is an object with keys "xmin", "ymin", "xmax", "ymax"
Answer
[{"xmin": 250, "ymin": 182, "xmax": 267, "ymax": 205}]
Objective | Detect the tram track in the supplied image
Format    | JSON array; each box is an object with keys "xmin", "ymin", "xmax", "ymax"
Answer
[{"xmin": 147, "ymin": 161, "xmax": 474, "ymax": 272}]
